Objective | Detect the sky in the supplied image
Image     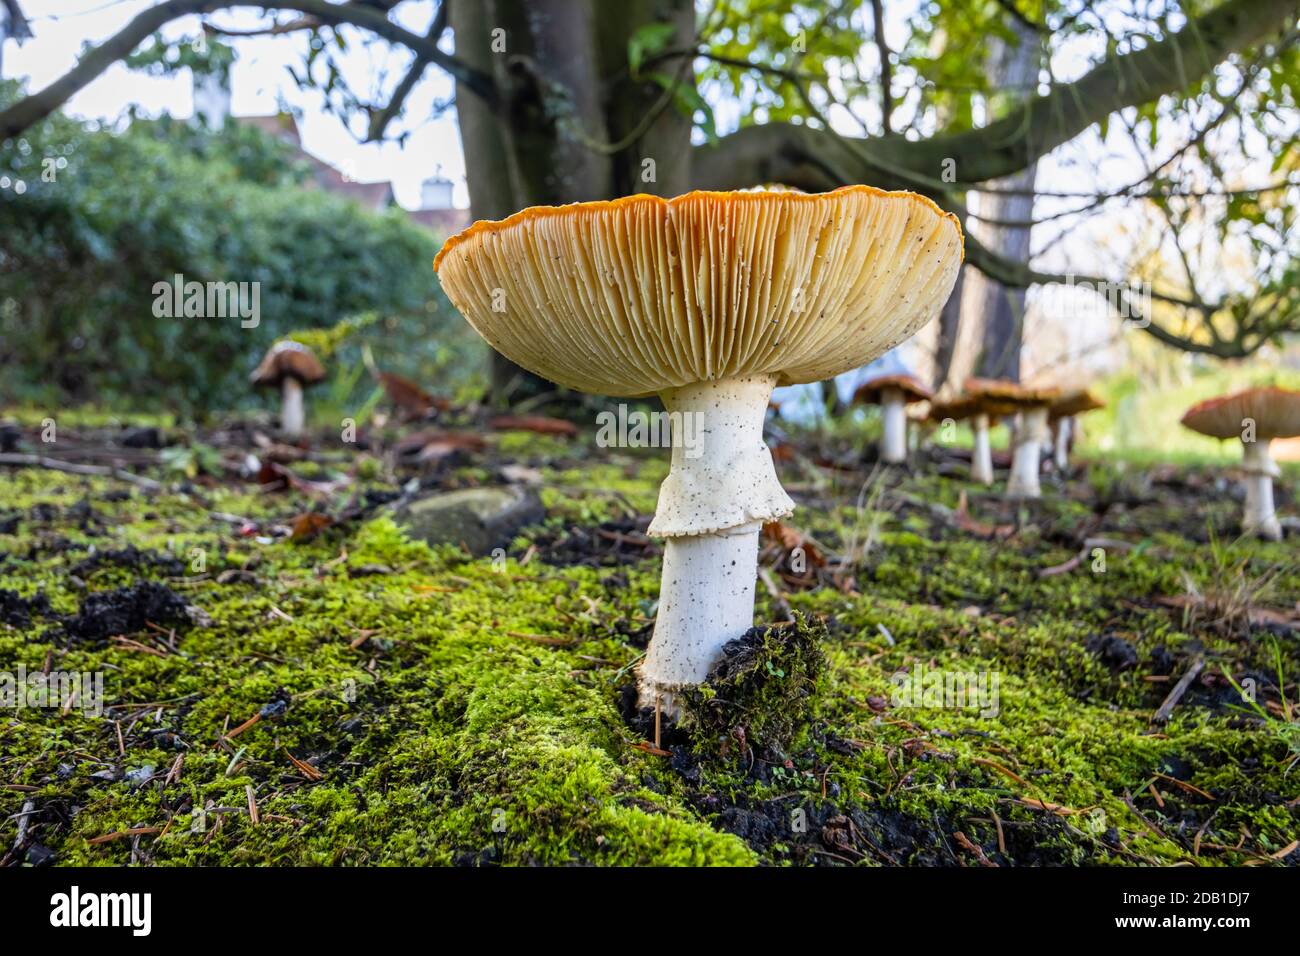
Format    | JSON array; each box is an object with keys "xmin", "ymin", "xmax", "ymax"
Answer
[
  {"xmin": 6, "ymin": 0, "xmax": 469, "ymax": 210},
  {"xmin": 4, "ymin": 0, "xmax": 1131, "ymax": 219}
]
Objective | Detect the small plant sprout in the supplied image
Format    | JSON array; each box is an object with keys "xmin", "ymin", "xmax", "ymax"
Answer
[
  {"xmin": 1048, "ymin": 389, "xmax": 1105, "ymax": 473},
  {"xmin": 1180, "ymin": 387, "xmax": 1300, "ymax": 541},
  {"xmin": 251, "ymin": 340, "xmax": 327, "ymax": 440},
  {"xmin": 851, "ymin": 373, "xmax": 933, "ymax": 464},
  {"xmin": 434, "ymin": 186, "xmax": 963, "ymax": 715},
  {"xmin": 966, "ymin": 378, "xmax": 1060, "ymax": 499}
]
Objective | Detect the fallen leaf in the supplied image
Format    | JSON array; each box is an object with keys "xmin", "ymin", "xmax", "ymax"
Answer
[
  {"xmin": 487, "ymin": 415, "xmax": 578, "ymax": 437},
  {"xmin": 394, "ymin": 429, "xmax": 487, "ymax": 463},
  {"xmin": 955, "ymin": 490, "xmax": 1015, "ymax": 540},
  {"xmin": 290, "ymin": 512, "xmax": 333, "ymax": 541},
  {"xmin": 378, "ymin": 371, "xmax": 447, "ymax": 418},
  {"xmin": 762, "ymin": 520, "xmax": 826, "ymax": 568}
]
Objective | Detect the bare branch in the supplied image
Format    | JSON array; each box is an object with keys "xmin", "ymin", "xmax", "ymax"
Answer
[
  {"xmin": 365, "ymin": 0, "xmax": 450, "ymax": 142},
  {"xmin": 0, "ymin": 0, "xmax": 497, "ymax": 141}
]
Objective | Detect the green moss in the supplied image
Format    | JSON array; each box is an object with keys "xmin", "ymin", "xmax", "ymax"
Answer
[
  {"xmin": 1, "ymin": 438, "xmax": 1297, "ymax": 867},
  {"xmin": 683, "ymin": 616, "xmax": 828, "ymax": 761}
]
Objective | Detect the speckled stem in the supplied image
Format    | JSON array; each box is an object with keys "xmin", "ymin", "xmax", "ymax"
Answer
[
  {"xmin": 647, "ymin": 376, "xmax": 793, "ymax": 538},
  {"xmin": 880, "ymin": 388, "xmax": 907, "ymax": 464},
  {"xmin": 971, "ymin": 414, "xmax": 993, "ymax": 485},
  {"xmin": 1242, "ymin": 439, "xmax": 1281, "ymax": 541},
  {"xmin": 639, "ymin": 375, "xmax": 794, "ymax": 713},
  {"xmin": 638, "ymin": 522, "xmax": 762, "ymax": 711},
  {"xmin": 281, "ymin": 378, "xmax": 305, "ymax": 439},
  {"xmin": 1007, "ymin": 406, "xmax": 1048, "ymax": 498}
]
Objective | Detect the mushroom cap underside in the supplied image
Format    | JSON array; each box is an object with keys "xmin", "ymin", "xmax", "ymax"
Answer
[{"xmin": 434, "ymin": 186, "xmax": 963, "ymax": 397}]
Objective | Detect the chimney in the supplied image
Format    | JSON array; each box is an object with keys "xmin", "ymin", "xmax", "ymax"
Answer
[
  {"xmin": 420, "ymin": 173, "xmax": 454, "ymax": 210},
  {"xmin": 191, "ymin": 26, "xmax": 231, "ymax": 127},
  {"xmin": 193, "ymin": 68, "xmax": 231, "ymax": 126}
]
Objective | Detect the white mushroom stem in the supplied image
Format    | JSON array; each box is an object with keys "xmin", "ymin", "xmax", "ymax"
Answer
[
  {"xmin": 1007, "ymin": 406, "xmax": 1048, "ymax": 498},
  {"xmin": 880, "ymin": 387, "xmax": 908, "ymax": 464},
  {"xmin": 971, "ymin": 414, "xmax": 993, "ymax": 486},
  {"xmin": 641, "ymin": 522, "xmax": 761, "ymax": 703},
  {"xmin": 280, "ymin": 377, "xmax": 305, "ymax": 439},
  {"xmin": 1241, "ymin": 439, "xmax": 1281, "ymax": 541},
  {"xmin": 640, "ymin": 375, "xmax": 794, "ymax": 713},
  {"xmin": 1053, "ymin": 416, "xmax": 1073, "ymax": 472}
]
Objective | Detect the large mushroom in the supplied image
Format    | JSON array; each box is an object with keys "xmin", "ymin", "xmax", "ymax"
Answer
[
  {"xmin": 965, "ymin": 378, "xmax": 1060, "ymax": 498},
  {"xmin": 852, "ymin": 373, "xmax": 933, "ymax": 464},
  {"xmin": 1048, "ymin": 389, "xmax": 1105, "ymax": 473},
  {"xmin": 435, "ymin": 186, "xmax": 963, "ymax": 712},
  {"xmin": 251, "ymin": 340, "xmax": 326, "ymax": 440},
  {"xmin": 1180, "ymin": 386, "xmax": 1300, "ymax": 541}
]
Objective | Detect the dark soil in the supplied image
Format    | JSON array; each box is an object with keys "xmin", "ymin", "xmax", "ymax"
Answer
[{"xmin": 63, "ymin": 582, "xmax": 196, "ymax": 643}]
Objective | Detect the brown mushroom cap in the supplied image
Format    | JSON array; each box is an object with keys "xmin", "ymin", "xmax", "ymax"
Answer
[
  {"xmin": 1050, "ymin": 389, "xmax": 1106, "ymax": 420},
  {"xmin": 434, "ymin": 186, "xmax": 964, "ymax": 397},
  {"xmin": 1180, "ymin": 386, "xmax": 1300, "ymax": 440},
  {"xmin": 964, "ymin": 377, "xmax": 1059, "ymax": 413},
  {"xmin": 853, "ymin": 372, "xmax": 933, "ymax": 406},
  {"xmin": 928, "ymin": 395, "xmax": 983, "ymax": 422},
  {"xmin": 251, "ymin": 341, "xmax": 326, "ymax": 387}
]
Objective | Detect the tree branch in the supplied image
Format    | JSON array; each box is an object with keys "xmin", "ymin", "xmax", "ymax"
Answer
[
  {"xmin": 924, "ymin": 0, "xmax": 1300, "ymax": 183},
  {"xmin": 0, "ymin": 0, "xmax": 497, "ymax": 141},
  {"xmin": 960, "ymin": 230, "xmax": 1293, "ymax": 358},
  {"xmin": 365, "ymin": 0, "xmax": 450, "ymax": 142}
]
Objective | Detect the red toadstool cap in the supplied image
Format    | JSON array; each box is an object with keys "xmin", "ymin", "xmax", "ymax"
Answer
[{"xmin": 1180, "ymin": 386, "xmax": 1300, "ymax": 440}]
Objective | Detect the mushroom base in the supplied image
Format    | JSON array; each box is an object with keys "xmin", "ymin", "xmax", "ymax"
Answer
[
  {"xmin": 1053, "ymin": 416, "xmax": 1073, "ymax": 472},
  {"xmin": 1007, "ymin": 407, "xmax": 1048, "ymax": 498},
  {"xmin": 637, "ymin": 521, "xmax": 761, "ymax": 714},
  {"xmin": 880, "ymin": 390, "xmax": 907, "ymax": 464},
  {"xmin": 1242, "ymin": 440, "xmax": 1282, "ymax": 541},
  {"xmin": 281, "ymin": 378, "xmax": 305, "ymax": 439},
  {"xmin": 971, "ymin": 414, "xmax": 993, "ymax": 485}
]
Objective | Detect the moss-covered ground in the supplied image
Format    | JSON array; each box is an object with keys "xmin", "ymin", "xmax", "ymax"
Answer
[{"xmin": 1, "ymin": 419, "xmax": 1297, "ymax": 867}]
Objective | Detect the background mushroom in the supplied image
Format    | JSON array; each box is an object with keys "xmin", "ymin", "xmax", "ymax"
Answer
[
  {"xmin": 1180, "ymin": 386, "xmax": 1300, "ymax": 540},
  {"xmin": 251, "ymin": 341, "xmax": 326, "ymax": 440},
  {"xmin": 1048, "ymin": 389, "xmax": 1105, "ymax": 473},
  {"xmin": 852, "ymin": 373, "xmax": 933, "ymax": 464},
  {"xmin": 928, "ymin": 393, "xmax": 1000, "ymax": 485},
  {"xmin": 435, "ymin": 186, "xmax": 963, "ymax": 714},
  {"xmin": 965, "ymin": 378, "xmax": 1060, "ymax": 498}
]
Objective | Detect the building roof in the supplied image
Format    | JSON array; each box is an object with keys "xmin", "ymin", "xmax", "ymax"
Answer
[
  {"xmin": 236, "ymin": 113, "xmax": 465, "ymax": 228},
  {"xmin": 409, "ymin": 207, "xmax": 472, "ymax": 236}
]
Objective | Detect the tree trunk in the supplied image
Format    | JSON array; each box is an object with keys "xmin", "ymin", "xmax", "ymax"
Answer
[
  {"xmin": 449, "ymin": 0, "xmax": 694, "ymax": 408},
  {"xmin": 931, "ymin": 263, "xmax": 966, "ymax": 390},
  {"xmin": 970, "ymin": 19, "xmax": 1040, "ymax": 383}
]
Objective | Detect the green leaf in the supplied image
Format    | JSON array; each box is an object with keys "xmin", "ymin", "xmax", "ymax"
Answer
[
  {"xmin": 628, "ymin": 22, "xmax": 678, "ymax": 79},
  {"xmin": 647, "ymin": 71, "xmax": 717, "ymax": 143}
]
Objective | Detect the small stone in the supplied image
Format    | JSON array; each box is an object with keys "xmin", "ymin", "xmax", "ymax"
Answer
[{"xmin": 388, "ymin": 485, "xmax": 544, "ymax": 557}]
